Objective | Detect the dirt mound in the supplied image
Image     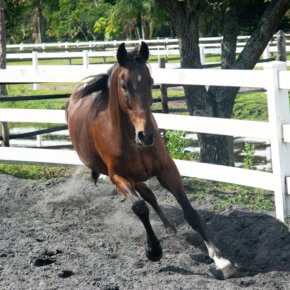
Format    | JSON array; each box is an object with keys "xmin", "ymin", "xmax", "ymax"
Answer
[{"xmin": 0, "ymin": 173, "xmax": 289, "ymax": 289}]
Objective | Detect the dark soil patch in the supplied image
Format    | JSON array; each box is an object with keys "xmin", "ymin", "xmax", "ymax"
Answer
[{"xmin": 0, "ymin": 173, "xmax": 289, "ymax": 289}]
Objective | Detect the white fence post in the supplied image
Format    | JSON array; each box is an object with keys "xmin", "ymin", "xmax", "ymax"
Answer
[
  {"xmin": 199, "ymin": 44, "xmax": 205, "ymax": 65},
  {"xmin": 32, "ymin": 51, "xmax": 39, "ymax": 91},
  {"xmin": 82, "ymin": 50, "xmax": 89, "ymax": 69},
  {"xmin": 263, "ymin": 42, "xmax": 270, "ymax": 59},
  {"xmin": 265, "ymin": 61, "xmax": 290, "ymax": 222},
  {"xmin": 36, "ymin": 134, "xmax": 42, "ymax": 147}
]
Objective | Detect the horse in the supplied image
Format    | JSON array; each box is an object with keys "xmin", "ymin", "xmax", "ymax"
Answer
[{"xmin": 66, "ymin": 42, "xmax": 236, "ymax": 279}]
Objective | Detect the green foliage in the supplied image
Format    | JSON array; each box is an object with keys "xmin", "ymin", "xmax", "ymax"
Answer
[
  {"xmin": 49, "ymin": 0, "xmax": 108, "ymax": 41},
  {"xmin": 94, "ymin": 17, "xmax": 120, "ymax": 40},
  {"xmin": 165, "ymin": 130, "xmax": 193, "ymax": 160},
  {"xmin": 109, "ymin": 0, "xmax": 168, "ymax": 39},
  {"xmin": 242, "ymin": 142, "xmax": 255, "ymax": 169},
  {"xmin": 5, "ymin": 0, "xmax": 171, "ymax": 42},
  {"xmin": 5, "ymin": 0, "xmax": 290, "ymax": 43}
]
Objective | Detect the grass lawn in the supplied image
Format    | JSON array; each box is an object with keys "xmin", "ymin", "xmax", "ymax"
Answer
[
  {"xmin": 6, "ymin": 54, "xmax": 221, "ymax": 66},
  {"xmin": 233, "ymin": 91, "xmax": 268, "ymax": 121},
  {"xmin": 0, "ymin": 163, "xmax": 74, "ymax": 180}
]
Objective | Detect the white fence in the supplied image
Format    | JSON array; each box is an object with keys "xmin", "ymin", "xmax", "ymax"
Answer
[
  {"xmin": 6, "ymin": 34, "xmax": 290, "ymax": 68},
  {"xmin": 6, "ymin": 44, "xmax": 290, "ymax": 67},
  {"xmin": 0, "ymin": 62, "xmax": 290, "ymax": 222},
  {"xmin": 6, "ymin": 34, "xmax": 290, "ymax": 51}
]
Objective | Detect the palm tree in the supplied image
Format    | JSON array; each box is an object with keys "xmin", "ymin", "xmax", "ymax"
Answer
[{"xmin": 110, "ymin": 0, "xmax": 167, "ymax": 39}]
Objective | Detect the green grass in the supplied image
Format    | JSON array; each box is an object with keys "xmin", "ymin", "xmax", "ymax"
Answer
[
  {"xmin": 233, "ymin": 91, "xmax": 268, "ymax": 121},
  {"xmin": 183, "ymin": 177, "xmax": 274, "ymax": 211},
  {"xmin": 0, "ymin": 163, "xmax": 74, "ymax": 180},
  {"xmin": 6, "ymin": 54, "xmax": 220, "ymax": 66}
]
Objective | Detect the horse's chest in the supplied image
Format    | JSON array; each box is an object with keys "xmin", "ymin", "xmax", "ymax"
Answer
[{"xmin": 121, "ymin": 149, "xmax": 155, "ymax": 181}]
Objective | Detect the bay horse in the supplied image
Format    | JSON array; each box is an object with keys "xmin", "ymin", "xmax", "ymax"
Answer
[{"xmin": 66, "ymin": 42, "xmax": 235, "ymax": 279}]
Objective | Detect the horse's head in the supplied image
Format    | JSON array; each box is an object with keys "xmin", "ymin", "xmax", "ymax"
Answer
[{"xmin": 115, "ymin": 41, "xmax": 156, "ymax": 147}]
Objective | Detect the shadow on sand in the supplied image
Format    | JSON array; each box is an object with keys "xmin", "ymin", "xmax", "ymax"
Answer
[{"xmin": 157, "ymin": 206, "xmax": 290, "ymax": 278}]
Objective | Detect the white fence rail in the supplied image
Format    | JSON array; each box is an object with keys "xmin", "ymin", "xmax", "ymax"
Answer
[
  {"xmin": 6, "ymin": 34, "xmax": 290, "ymax": 51},
  {"xmin": 6, "ymin": 33, "xmax": 290, "ymax": 69},
  {"xmin": 0, "ymin": 62, "xmax": 290, "ymax": 222},
  {"xmin": 6, "ymin": 45, "xmax": 290, "ymax": 67}
]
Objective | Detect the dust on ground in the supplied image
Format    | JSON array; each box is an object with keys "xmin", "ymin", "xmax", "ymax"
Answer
[{"xmin": 0, "ymin": 172, "xmax": 289, "ymax": 290}]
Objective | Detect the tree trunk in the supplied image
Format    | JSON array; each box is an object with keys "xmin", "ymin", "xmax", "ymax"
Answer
[
  {"xmin": 155, "ymin": 0, "xmax": 289, "ymax": 166},
  {"xmin": 0, "ymin": 0, "xmax": 5, "ymax": 71},
  {"xmin": 141, "ymin": 14, "xmax": 150, "ymax": 39},
  {"xmin": 174, "ymin": 7, "xmax": 236, "ymax": 165},
  {"xmin": 33, "ymin": 0, "xmax": 42, "ymax": 44},
  {"xmin": 0, "ymin": 0, "xmax": 9, "ymax": 146}
]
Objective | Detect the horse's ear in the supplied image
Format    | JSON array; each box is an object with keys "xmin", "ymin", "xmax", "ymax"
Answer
[
  {"xmin": 117, "ymin": 43, "xmax": 127, "ymax": 67},
  {"xmin": 139, "ymin": 41, "xmax": 149, "ymax": 62}
]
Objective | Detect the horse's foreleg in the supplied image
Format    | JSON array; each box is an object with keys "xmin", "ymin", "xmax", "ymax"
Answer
[
  {"xmin": 91, "ymin": 170, "xmax": 99, "ymax": 185},
  {"xmin": 135, "ymin": 182, "xmax": 177, "ymax": 234},
  {"xmin": 110, "ymin": 174, "xmax": 162, "ymax": 261},
  {"xmin": 157, "ymin": 158, "xmax": 236, "ymax": 279}
]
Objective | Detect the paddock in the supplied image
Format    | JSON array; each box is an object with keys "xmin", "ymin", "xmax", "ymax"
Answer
[
  {"xmin": 0, "ymin": 61, "xmax": 290, "ymax": 222},
  {"xmin": 0, "ymin": 171, "xmax": 290, "ymax": 289},
  {"xmin": 1, "ymin": 40, "xmax": 290, "ymax": 289}
]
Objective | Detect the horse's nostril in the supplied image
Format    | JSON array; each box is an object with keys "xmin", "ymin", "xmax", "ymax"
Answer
[
  {"xmin": 137, "ymin": 131, "xmax": 155, "ymax": 146},
  {"xmin": 147, "ymin": 134, "xmax": 153, "ymax": 145}
]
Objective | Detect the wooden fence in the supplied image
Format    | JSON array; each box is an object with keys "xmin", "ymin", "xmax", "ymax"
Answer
[{"xmin": 0, "ymin": 62, "xmax": 290, "ymax": 222}]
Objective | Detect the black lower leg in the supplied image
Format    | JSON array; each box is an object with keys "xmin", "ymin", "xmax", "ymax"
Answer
[
  {"xmin": 132, "ymin": 199, "xmax": 162, "ymax": 261},
  {"xmin": 91, "ymin": 170, "xmax": 99, "ymax": 185},
  {"xmin": 181, "ymin": 199, "xmax": 210, "ymax": 242}
]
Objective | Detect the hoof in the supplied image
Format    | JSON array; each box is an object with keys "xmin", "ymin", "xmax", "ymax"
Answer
[
  {"xmin": 210, "ymin": 262, "xmax": 236, "ymax": 280},
  {"xmin": 145, "ymin": 246, "xmax": 162, "ymax": 262}
]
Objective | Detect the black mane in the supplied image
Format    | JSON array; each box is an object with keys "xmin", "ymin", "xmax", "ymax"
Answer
[
  {"xmin": 72, "ymin": 46, "xmax": 145, "ymax": 101},
  {"xmin": 73, "ymin": 64, "xmax": 116, "ymax": 100}
]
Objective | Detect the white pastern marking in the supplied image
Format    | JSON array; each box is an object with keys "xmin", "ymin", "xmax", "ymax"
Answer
[
  {"xmin": 206, "ymin": 243, "xmax": 231, "ymax": 270},
  {"xmin": 213, "ymin": 256, "xmax": 231, "ymax": 270}
]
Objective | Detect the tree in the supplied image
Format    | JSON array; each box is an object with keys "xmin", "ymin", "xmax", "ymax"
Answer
[
  {"xmin": 109, "ymin": 0, "xmax": 170, "ymax": 39},
  {"xmin": 32, "ymin": 0, "xmax": 43, "ymax": 43},
  {"xmin": 49, "ymin": 0, "xmax": 106, "ymax": 41},
  {"xmin": 0, "ymin": 0, "xmax": 9, "ymax": 146},
  {"xmin": 0, "ymin": 0, "xmax": 6, "ymax": 76},
  {"xmin": 155, "ymin": 0, "xmax": 290, "ymax": 166},
  {"xmin": 5, "ymin": 0, "xmax": 59, "ymax": 43}
]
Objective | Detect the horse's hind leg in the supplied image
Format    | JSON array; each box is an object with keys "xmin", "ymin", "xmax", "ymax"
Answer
[
  {"xmin": 110, "ymin": 174, "xmax": 162, "ymax": 261},
  {"xmin": 135, "ymin": 182, "xmax": 176, "ymax": 234},
  {"xmin": 157, "ymin": 158, "xmax": 236, "ymax": 280}
]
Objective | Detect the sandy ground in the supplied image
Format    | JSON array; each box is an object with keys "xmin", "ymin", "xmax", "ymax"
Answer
[{"xmin": 0, "ymin": 172, "xmax": 290, "ymax": 290}]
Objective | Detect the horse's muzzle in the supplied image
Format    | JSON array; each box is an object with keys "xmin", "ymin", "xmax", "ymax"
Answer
[{"xmin": 136, "ymin": 130, "xmax": 156, "ymax": 146}]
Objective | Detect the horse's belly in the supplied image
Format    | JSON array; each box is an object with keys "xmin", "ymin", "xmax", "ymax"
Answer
[{"xmin": 78, "ymin": 152, "xmax": 108, "ymax": 176}]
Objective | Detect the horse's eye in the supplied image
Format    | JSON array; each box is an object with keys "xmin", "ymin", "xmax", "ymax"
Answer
[{"xmin": 120, "ymin": 80, "xmax": 127, "ymax": 91}]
